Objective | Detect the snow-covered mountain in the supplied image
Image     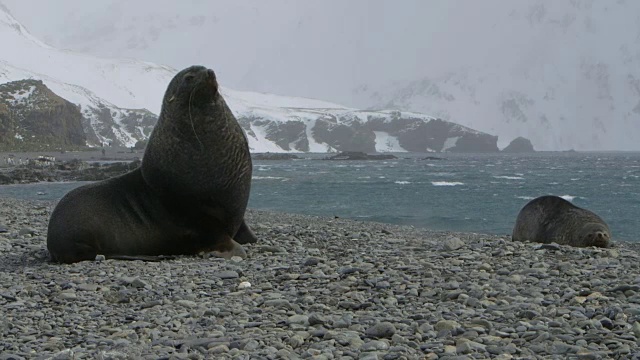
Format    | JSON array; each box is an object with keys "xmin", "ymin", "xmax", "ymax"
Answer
[
  {"xmin": 350, "ymin": 1, "xmax": 640, "ymax": 151},
  {"xmin": 0, "ymin": 3, "xmax": 499, "ymax": 153},
  {"xmin": 4, "ymin": 0, "xmax": 638, "ymax": 151}
]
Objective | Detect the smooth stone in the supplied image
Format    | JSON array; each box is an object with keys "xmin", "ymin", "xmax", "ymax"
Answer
[
  {"xmin": 435, "ymin": 320, "xmax": 460, "ymax": 332},
  {"xmin": 288, "ymin": 315, "xmax": 309, "ymax": 326},
  {"xmin": 361, "ymin": 340, "xmax": 390, "ymax": 351},
  {"xmin": 365, "ymin": 322, "xmax": 396, "ymax": 339},
  {"xmin": 444, "ymin": 236, "xmax": 465, "ymax": 251},
  {"xmin": 214, "ymin": 271, "xmax": 239, "ymax": 279}
]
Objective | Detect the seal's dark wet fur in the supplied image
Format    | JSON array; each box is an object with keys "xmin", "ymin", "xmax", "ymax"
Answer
[
  {"xmin": 47, "ymin": 66, "xmax": 257, "ymax": 263},
  {"xmin": 512, "ymin": 195, "xmax": 611, "ymax": 248}
]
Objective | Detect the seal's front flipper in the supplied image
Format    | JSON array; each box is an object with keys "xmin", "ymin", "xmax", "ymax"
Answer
[
  {"xmin": 233, "ymin": 219, "xmax": 258, "ymax": 244},
  {"xmin": 210, "ymin": 235, "xmax": 247, "ymax": 259}
]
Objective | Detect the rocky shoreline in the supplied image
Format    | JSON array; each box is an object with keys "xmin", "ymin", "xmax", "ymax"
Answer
[
  {"xmin": 1, "ymin": 197, "xmax": 639, "ymax": 359},
  {"xmin": 0, "ymin": 159, "xmax": 141, "ymax": 185}
]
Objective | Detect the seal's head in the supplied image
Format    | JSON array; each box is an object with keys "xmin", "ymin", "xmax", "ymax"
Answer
[
  {"xmin": 163, "ymin": 65, "xmax": 219, "ymax": 108},
  {"xmin": 578, "ymin": 223, "xmax": 611, "ymax": 248}
]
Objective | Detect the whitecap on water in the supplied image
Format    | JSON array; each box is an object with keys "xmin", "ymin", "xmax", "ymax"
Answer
[
  {"xmin": 493, "ymin": 176, "xmax": 524, "ymax": 180},
  {"xmin": 432, "ymin": 181, "xmax": 464, "ymax": 186},
  {"xmin": 252, "ymin": 176, "xmax": 288, "ymax": 181},
  {"xmin": 560, "ymin": 195, "xmax": 577, "ymax": 202},
  {"xmin": 516, "ymin": 196, "xmax": 534, "ymax": 201},
  {"xmin": 395, "ymin": 181, "xmax": 411, "ymax": 185}
]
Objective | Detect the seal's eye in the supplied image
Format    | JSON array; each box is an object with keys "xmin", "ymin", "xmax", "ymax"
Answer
[{"xmin": 184, "ymin": 74, "xmax": 195, "ymax": 82}]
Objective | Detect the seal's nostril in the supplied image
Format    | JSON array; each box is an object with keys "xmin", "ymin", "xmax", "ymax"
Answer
[{"xmin": 207, "ymin": 69, "xmax": 215, "ymax": 78}]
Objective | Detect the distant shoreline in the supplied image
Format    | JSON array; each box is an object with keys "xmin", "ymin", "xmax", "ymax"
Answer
[{"xmin": 0, "ymin": 148, "xmax": 143, "ymax": 165}]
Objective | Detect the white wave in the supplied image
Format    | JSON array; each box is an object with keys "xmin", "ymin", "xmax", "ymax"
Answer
[
  {"xmin": 560, "ymin": 195, "xmax": 577, "ymax": 202},
  {"xmin": 432, "ymin": 181, "xmax": 464, "ymax": 186},
  {"xmin": 493, "ymin": 175, "xmax": 524, "ymax": 180},
  {"xmin": 252, "ymin": 176, "xmax": 288, "ymax": 181},
  {"xmin": 395, "ymin": 181, "xmax": 411, "ymax": 185},
  {"xmin": 516, "ymin": 196, "xmax": 535, "ymax": 200}
]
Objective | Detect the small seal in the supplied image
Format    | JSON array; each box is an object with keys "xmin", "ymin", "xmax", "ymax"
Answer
[
  {"xmin": 512, "ymin": 195, "xmax": 611, "ymax": 248},
  {"xmin": 47, "ymin": 65, "xmax": 257, "ymax": 263}
]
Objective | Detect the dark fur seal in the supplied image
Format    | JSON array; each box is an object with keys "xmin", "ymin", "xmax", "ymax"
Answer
[
  {"xmin": 512, "ymin": 195, "xmax": 611, "ymax": 248},
  {"xmin": 47, "ymin": 65, "xmax": 257, "ymax": 263}
]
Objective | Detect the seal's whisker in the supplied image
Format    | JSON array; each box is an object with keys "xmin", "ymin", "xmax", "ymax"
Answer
[{"xmin": 189, "ymin": 87, "xmax": 204, "ymax": 150}]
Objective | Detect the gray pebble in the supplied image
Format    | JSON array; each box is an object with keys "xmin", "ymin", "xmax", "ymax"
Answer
[
  {"xmin": 365, "ymin": 322, "xmax": 396, "ymax": 339},
  {"xmin": 214, "ymin": 270, "xmax": 239, "ymax": 279},
  {"xmin": 443, "ymin": 236, "xmax": 465, "ymax": 251}
]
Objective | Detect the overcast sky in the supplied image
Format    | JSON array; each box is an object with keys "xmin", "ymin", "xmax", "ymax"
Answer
[{"xmin": 2, "ymin": 0, "xmax": 521, "ymax": 103}]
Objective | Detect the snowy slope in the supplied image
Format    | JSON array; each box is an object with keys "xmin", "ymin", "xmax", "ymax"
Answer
[
  {"xmin": 0, "ymin": 4, "xmax": 494, "ymax": 153},
  {"xmin": 350, "ymin": 1, "xmax": 640, "ymax": 151}
]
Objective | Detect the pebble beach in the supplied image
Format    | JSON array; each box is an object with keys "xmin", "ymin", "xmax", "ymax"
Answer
[{"xmin": 1, "ymin": 197, "xmax": 640, "ymax": 359}]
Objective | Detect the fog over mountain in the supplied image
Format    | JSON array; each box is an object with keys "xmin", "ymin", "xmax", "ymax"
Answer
[{"xmin": 3, "ymin": 0, "xmax": 640, "ymax": 151}]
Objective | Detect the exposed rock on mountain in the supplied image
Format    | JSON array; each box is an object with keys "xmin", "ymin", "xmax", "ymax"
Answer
[
  {"xmin": 502, "ymin": 137, "xmax": 535, "ymax": 153},
  {"xmin": 237, "ymin": 110, "xmax": 499, "ymax": 153},
  {"xmin": 0, "ymin": 80, "xmax": 85, "ymax": 151},
  {"xmin": 0, "ymin": 80, "xmax": 502, "ymax": 153},
  {"xmin": 79, "ymin": 102, "xmax": 156, "ymax": 148}
]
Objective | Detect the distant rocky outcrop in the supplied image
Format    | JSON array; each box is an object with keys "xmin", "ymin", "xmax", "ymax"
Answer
[
  {"xmin": 502, "ymin": 137, "xmax": 535, "ymax": 153},
  {"xmin": 323, "ymin": 151, "xmax": 398, "ymax": 161},
  {"xmin": 252, "ymin": 153, "xmax": 302, "ymax": 160},
  {"xmin": 0, "ymin": 80, "xmax": 86, "ymax": 151},
  {"xmin": 238, "ymin": 111, "xmax": 499, "ymax": 153}
]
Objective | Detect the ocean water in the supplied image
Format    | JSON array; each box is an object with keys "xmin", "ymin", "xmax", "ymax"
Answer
[{"xmin": 0, "ymin": 152, "xmax": 638, "ymax": 242}]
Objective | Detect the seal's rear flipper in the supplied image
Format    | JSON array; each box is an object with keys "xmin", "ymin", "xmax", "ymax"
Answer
[
  {"xmin": 233, "ymin": 220, "xmax": 258, "ymax": 244},
  {"xmin": 105, "ymin": 254, "xmax": 177, "ymax": 262},
  {"xmin": 209, "ymin": 235, "xmax": 247, "ymax": 259}
]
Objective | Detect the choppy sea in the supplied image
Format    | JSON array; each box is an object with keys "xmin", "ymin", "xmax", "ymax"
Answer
[{"xmin": 0, "ymin": 152, "xmax": 638, "ymax": 242}]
